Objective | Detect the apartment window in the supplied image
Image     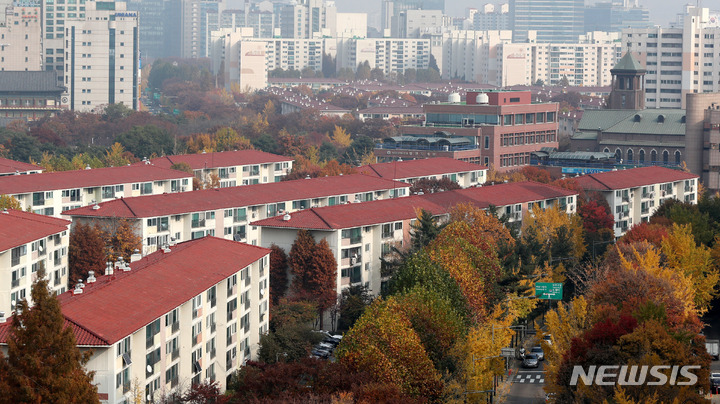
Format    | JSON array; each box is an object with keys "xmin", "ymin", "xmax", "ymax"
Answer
[
  {"xmin": 11, "ymin": 245, "xmax": 26, "ymax": 266},
  {"xmin": 140, "ymin": 182, "xmax": 152, "ymax": 195}
]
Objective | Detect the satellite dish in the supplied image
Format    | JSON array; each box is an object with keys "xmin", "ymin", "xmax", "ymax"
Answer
[{"xmin": 147, "ymin": 365, "xmax": 152, "ymax": 373}]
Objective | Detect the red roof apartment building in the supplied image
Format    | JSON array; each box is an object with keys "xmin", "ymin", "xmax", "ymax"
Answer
[
  {"xmin": 252, "ymin": 181, "xmax": 578, "ymax": 295},
  {"xmin": 139, "ymin": 150, "xmax": 295, "ymax": 188},
  {"xmin": 0, "ymin": 157, "xmax": 43, "ymax": 176},
  {"xmin": 357, "ymin": 157, "xmax": 488, "ymax": 187},
  {"xmin": 63, "ymin": 175, "xmax": 410, "ymax": 255},
  {"xmin": 0, "ymin": 237, "xmax": 271, "ymax": 403},
  {"xmin": 377, "ymin": 90, "xmax": 559, "ymax": 170},
  {"xmin": 0, "ymin": 209, "xmax": 71, "ymax": 315}
]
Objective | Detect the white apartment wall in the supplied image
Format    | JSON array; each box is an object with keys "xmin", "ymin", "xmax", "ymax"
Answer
[
  {"xmin": 75, "ymin": 186, "xmax": 411, "ymax": 256},
  {"xmin": 396, "ymin": 168, "xmax": 488, "ymax": 188},
  {"xmin": 64, "ymin": 5, "xmax": 138, "ymax": 112},
  {"xmin": 0, "ymin": 226, "xmax": 69, "ymax": 315},
  {"xmin": 87, "ymin": 254, "xmax": 269, "ymax": 403},
  {"xmin": 193, "ymin": 160, "xmax": 293, "ymax": 188},
  {"xmin": 0, "ymin": 6, "xmax": 42, "ymax": 71},
  {"xmin": 13, "ymin": 176, "xmax": 192, "ymax": 217},
  {"xmin": 336, "ymin": 37, "xmax": 431, "ymax": 74},
  {"xmin": 622, "ymin": 7, "xmax": 720, "ymax": 109},
  {"xmin": 599, "ymin": 178, "xmax": 698, "ymax": 237}
]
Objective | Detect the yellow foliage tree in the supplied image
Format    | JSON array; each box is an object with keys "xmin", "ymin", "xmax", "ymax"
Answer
[
  {"xmin": 213, "ymin": 127, "xmax": 240, "ymax": 152},
  {"xmin": 0, "ymin": 194, "xmax": 22, "ymax": 210},
  {"xmin": 544, "ymin": 296, "xmax": 592, "ymax": 399},
  {"xmin": 104, "ymin": 142, "xmax": 131, "ymax": 167},
  {"xmin": 522, "ymin": 205, "xmax": 586, "ymax": 261},
  {"xmin": 186, "ymin": 133, "xmax": 216, "ymax": 153},
  {"xmin": 448, "ymin": 203, "xmax": 515, "ymax": 251},
  {"xmin": 332, "ymin": 125, "xmax": 352, "ymax": 148},
  {"xmin": 661, "ymin": 224, "xmax": 720, "ymax": 315}
]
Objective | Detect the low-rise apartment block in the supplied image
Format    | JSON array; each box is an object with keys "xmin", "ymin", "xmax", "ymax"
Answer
[
  {"xmin": 140, "ymin": 150, "xmax": 294, "ymax": 188},
  {"xmin": 0, "ymin": 157, "xmax": 43, "ymax": 176},
  {"xmin": 574, "ymin": 166, "xmax": 699, "ymax": 237},
  {"xmin": 357, "ymin": 157, "xmax": 487, "ymax": 187},
  {"xmin": 0, "ymin": 165, "xmax": 194, "ymax": 217},
  {"xmin": 64, "ymin": 175, "xmax": 410, "ymax": 255},
  {"xmin": 252, "ymin": 181, "xmax": 578, "ymax": 296},
  {"xmin": 0, "ymin": 236, "xmax": 270, "ymax": 403},
  {"xmin": 0, "ymin": 209, "xmax": 70, "ymax": 315}
]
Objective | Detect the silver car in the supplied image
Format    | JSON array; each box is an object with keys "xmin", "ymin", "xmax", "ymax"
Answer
[
  {"xmin": 523, "ymin": 353, "xmax": 539, "ymax": 368},
  {"xmin": 531, "ymin": 346, "xmax": 545, "ymax": 361}
]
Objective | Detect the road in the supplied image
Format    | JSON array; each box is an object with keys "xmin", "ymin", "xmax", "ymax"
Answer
[{"xmin": 505, "ymin": 358, "xmax": 547, "ymax": 403}]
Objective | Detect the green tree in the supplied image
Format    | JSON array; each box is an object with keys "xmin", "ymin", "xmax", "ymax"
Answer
[
  {"xmin": 115, "ymin": 125, "xmax": 174, "ymax": 158},
  {"xmin": 258, "ymin": 299, "xmax": 324, "ymax": 363},
  {"xmin": 409, "ymin": 209, "xmax": 442, "ymax": 252},
  {"xmin": 0, "ymin": 266, "xmax": 99, "ymax": 403},
  {"xmin": 338, "ymin": 285, "xmax": 373, "ymax": 331},
  {"xmin": 102, "ymin": 103, "xmax": 133, "ymax": 122},
  {"xmin": 69, "ymin": 222, "xmax": 107, "ymax": 287}
]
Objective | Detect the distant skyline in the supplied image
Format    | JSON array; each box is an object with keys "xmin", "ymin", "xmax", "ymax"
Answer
[{"xmin": 333, "ymin": 0, "xmax": 709, "ymax": 28}]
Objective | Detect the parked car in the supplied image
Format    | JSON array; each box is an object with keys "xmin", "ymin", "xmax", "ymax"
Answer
[
  {"xmin": 311, "ymin": 348, "xmax": 331, "ymax": 359},
  {"xmin": 523, "ymin": 353, "xmax": 539, "ymax": 368},
  {"xmin": 711, "ymin": 372, "xmax": 720, "ymax": 394},
  {"xmin": 531, "ymin": 346, "xmax": 545, "ymax": 361}
]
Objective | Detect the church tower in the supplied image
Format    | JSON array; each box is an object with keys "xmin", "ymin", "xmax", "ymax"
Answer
[{"xmin": 608, "ymin": 52, "xmax": 646, "ymax": 110}]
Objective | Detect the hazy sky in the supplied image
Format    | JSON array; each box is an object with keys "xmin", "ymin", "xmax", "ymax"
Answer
[{"xmin": 333, "ymin": 0, "xmax": 707, "ymax": 28}]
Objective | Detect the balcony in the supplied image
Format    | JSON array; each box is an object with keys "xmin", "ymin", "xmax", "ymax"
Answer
[
  {"xmin": 11, "ymin": 279, "xmax": 20, "ymax": 288},
  {"xmin": 171, "ymin": 321, "xmax": 179, "ymax": 334},
  {"xmin": 54, "ymin": 277, "xmax": 61, "ymax": 286},
  {"xmin": 381, "ymin": 231, "xmax": 394, "ymax": 239},
  {"xmin": 642, "ymin": 192, "xmax": 654, "ymax": 199},
  {"xmin": 54, "ymin": 256, "xmax": 62, "ymax": 266},
  {"xmin": 210, "ymin": 322, "xmax": 216, "ymax": 334},
  {"xmin": 123, "ymin": 382, "xmax": 131, "ymax": 394},
  {"xmin": 146, "ymin": 335, "xmax": 155, "ymax": 349},
  {"xmin": 170, "ymin": 377, "xmax": 179, "ymax": 388}
]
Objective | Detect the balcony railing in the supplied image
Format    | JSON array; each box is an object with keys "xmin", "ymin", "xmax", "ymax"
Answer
[
  {"xmin": 171, "ymin": 321, "xmax": 179, "ymax": 334},
  {"xmin": 123, "ymin": 382, "xmax": 131, "ymax": 394},
  {"xmin": 191, "ymin": 219, "xmax": 206, "ymax": 229},
  {"xmin": 11, "ymin": 279, "xmax": 20, "ymax": 288},
  {"xmin": 54, "ymin": 277, "xmax": 61, "ymax": 286},
  {"xmin": 146, "ymin": 336, "xmax": 155, "ymax": 349},
  {"xmin": 172, "ymin": 349, "xmax": 180, "ymax": 361}
]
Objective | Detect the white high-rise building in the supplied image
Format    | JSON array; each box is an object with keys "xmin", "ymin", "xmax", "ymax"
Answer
[
  {"xmin": 442, "ymin": 30, "xmax": 621, "ymax": 87},
  {"xmin": 622, "ymin": 6, "xmax": 720, "ymax": 109},
  {"xmin": 0, "ymin": 4, "xmax": 42, "ymax": 72},
  {"xmin": 40, "ymin": 0, "xmax": 138, "ymax": 112}
]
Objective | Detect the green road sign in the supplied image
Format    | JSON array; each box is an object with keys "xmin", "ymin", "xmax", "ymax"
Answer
[{"xmin": 535, "ymin": 282, "xmax": 563, "ymax": 300}]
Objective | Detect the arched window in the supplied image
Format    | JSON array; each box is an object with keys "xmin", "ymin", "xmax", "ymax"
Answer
[
  {"xmin": 651, "ymin": 150, "xmax": 657, "ymax": 163},
  {"xmin": 639, "ymin": 149, "xmax": 645, "ymax": 163},
  {"xmin": 615, "ymin": 149, "xmax": 622, "ymax": 161},
  {"xmin": 663, "ymin": 150, "xmax": 669, "ymax": 164},
  {"xmin": 627, "ymin": 149, "xmax": 633, "ymax": 162},
  {"xmin": 603, "ymin": 148, "xmax": 610, "ymax": 153},
  {"xmin": 675, "ymin": 151, "xmax": 681, "ymax": 165}
]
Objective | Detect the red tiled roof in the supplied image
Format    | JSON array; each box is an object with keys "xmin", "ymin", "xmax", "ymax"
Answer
[
  {"xmin": 0, "ymin": 209, "xmax": 70, "ymax": 252},
  {"xmin": 0, "ymin": 317, "xmax": 110, "ymax": 346},
  {"xmin": 142, "ymin": 150, "xmax": 293, "ymax": 170},
  {"xmin": 424, "ymin": 181, "xmax": 578, "ymax": 209},
  {"xmin": 358, "ymin": 158, "xmax": 487, "ymax": 180},
  {"xmin": 64, "ymin": 175, "xmax": 408, "ymax": 219},
  {"xmin": 0, "ymin": 237, "xmax": 270, "ymax": 346},
  {"xmin": 253, "ymin": 181, "xmax": 578, "ymax": 230},
  {"xmin": 251, "ymin": 195, "xmax": 447, "ymax": 230},
  {"xmin": 0, "ymin": 165, "xmax": 192, "ymax": 195},
  {"xmin": 0, "ymin": 157, "xmax": 42, "ymax": 175},
  {"xmin": 573, "ymin": 166, "xmax": 699, "ymax": 191}
]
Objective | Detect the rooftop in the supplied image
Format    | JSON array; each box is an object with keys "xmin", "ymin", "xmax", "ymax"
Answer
[
  {"xmin": 253, "ymin": 181, "xmax": 578, "ymax": 230},
  {"xmin": 0, "ymin": 71, "xmax": 65, "ymax": 93},
  {"xmin": 576, "ymin": 109, "xmax": 686, "ymax": 136},
  {"xmin": 140, "ymin": 150, "xmax": 293, "ymax": 170},
  {"xmin": 357, "ymin": 157, "xmax": 486, "ymax": 180},
  {"xmin": 0, "ymin": 209, "xmax": 70, "ymax": 252},
  {"xmin": 611, "ymin": 52, "xmax": 645, "ymax": 73},
  {"xmin": 574, "ymin": 166, "xmax": 698, "ymax": 191},
  {"xmin": 0, "ymin": 237, "xmax": 270, "ymax": 346},
  {"xmin": 63, "ymin": 175, "xmax": 408, "ymax": 219},
  {"xmin": 0, "ymin": 157, "xmax": 43, "ymax": 175},
  {"xmin": 0, "ymin": 165, "xmax": 192, "ymax": 195}
]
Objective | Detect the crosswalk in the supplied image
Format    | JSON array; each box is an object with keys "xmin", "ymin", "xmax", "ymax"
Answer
[{"xmin": 512, "ymin": 373, "xmax": 545, "ymax": 384}]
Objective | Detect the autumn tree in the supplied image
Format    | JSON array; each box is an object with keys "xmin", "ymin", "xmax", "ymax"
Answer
[
  {"xmin": 331, "ymin": 125, "xmax": 351, "ymax": 148},
  {"xmin": 336, "ymin": 299, "xmax": 443, "ymax": 400},
  {"xmin": 258, "ymin": 299, "xmax": 325, "ymax": 364},
  {"xmin": 408, "ymin": 177, "xmax": 461, "ymax": 195},
  {"xmin": 69, "ymin": 222, "xmax": 107, "ymax": 287},
  {"xmin": 520, "ymin": 166, "xmax": 552, "ymax": 183},
  {"xmin": 0, "ymin": 194, "xmax": 22, "ymax": 210},
  {"xmin": 269, "ymin": 244, "xmax": 289, "ymax": 305},
  {"xmin": 104, "ymin": 142, "xmax": 133, "ymax": 167},
  {"xmin": 106, "ymin": 219, "xmax": 142, "ymax": 262},
  {"xmin": 522, "ymin": 205, "xmax": 586, "ymax": 263},
  {"xmin": 618, "ymin": 221, "xmax": 669, "ymax": 246},
  {"xmin": 0, "ymin": 270, "xmax": 99, "ymax": 403},
  {"xmin": 170, "ymin": 161, "xmax": 193, "ymax": 174},
  {"xmin": 288, "ymin": 231, "xmax": 337, "ymax": 328}
]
